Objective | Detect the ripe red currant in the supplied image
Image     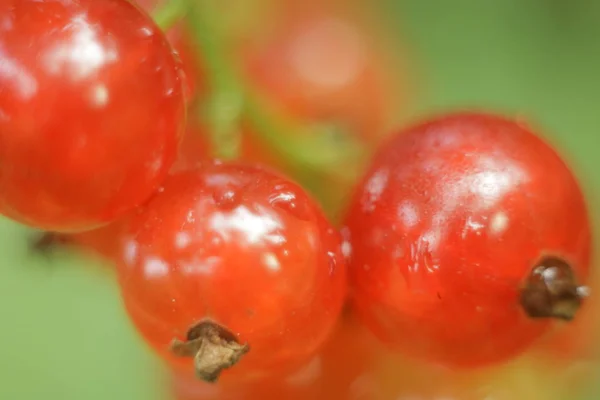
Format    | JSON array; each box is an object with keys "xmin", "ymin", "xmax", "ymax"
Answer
[
  {"xmin": 116, "ymin": 162, "xmax": 346, "ymax": 382},
  {"xmin": 243, "ymin": 11, "xmax": 393, "ymax": 142},
  {"xmin": 0, "ymin": 0, "xmax": 186, "ymax": 232},
  {"xmin": 343, "ymin": 112, "xmax": 592, "ymax": 367}
]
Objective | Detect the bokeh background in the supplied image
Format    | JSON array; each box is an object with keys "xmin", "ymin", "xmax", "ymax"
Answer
[{"xmin": 2, "ymin": 0, "xmax": 600, "ymax": 398}]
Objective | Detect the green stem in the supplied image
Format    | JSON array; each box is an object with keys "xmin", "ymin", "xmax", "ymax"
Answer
[
  {"xmin": 243, "ymin": 93, "xmax": 363, "ymax": 174},
  {"xmin": 158, "ymin": 0, "xmax": 364, "ymax": 213},
  {"xmin": 185, "ymin": 2, "xmax": 243, "ymax": 160},
  {"xmin": 152, "ymin": 0, "xmax": 188, "ymax": 31}
]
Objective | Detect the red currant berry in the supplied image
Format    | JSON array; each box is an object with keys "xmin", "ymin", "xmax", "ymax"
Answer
[
  {"xmin": 244, "ymin": 11, "xmax": 394, "ymax": 144},
  {"xmin": 343, "ymin": 112, "xmax": 592, "ymax": 367},
  {"xmin": 0, "ymin": 0, "xmax": 186, "ymax": 232},
  {"xmin": 116, "ymin": 162, "xmax": 346, "ymax": 382}
]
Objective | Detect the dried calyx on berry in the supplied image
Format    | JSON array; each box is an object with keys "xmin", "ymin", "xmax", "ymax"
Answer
[
  {"xmin": 520, "ymin": 255, "xmax": 590, "ymax": 321},
  {"xmin": 170, "ymin": 320, "xmax": 250, "ymax": 383}
]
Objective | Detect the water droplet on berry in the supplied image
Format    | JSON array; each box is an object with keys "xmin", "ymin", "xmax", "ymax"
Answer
[
  {"xmin": 327, "ymin": 251, "xmax": 337, "ymax": 275},
  {"xmin": 270, "ymin": 187, "xmax": 311, "ymax": 220},
  {"xmin": 138, "ymin": 26, "xmax": 154, "ymax": 37},
  {"xmin": 212, "ymin": 186, "xmax": 240, "ymax": 210}
]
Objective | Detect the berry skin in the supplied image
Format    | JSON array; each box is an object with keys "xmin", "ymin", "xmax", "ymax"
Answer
[
  {"xmin": 0, "ymin": 0, "xmax": 186, "ymax": 232},
  {"xmin": 343, "ymin": 112, "xmax": 592, "ymax": 367},
  {"xmin": 116, "ymin": 162, "xmax": 346, "ymax": 382},
  {"xmin": 64, "ymin": 124, "xmax": 208, "ymax": 259},
  {"xmin": 135, "ymin": 0, "xmax": 204, "ymax": 100}
]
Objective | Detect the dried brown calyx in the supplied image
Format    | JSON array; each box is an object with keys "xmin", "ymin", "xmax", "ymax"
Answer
[
  {"xmin": 170, "ymin": 320, "xmax": 250, "ymax": 383},
  {"xmin": 520, "ymin": 255, "xmax": 590, "ymax": 321}
]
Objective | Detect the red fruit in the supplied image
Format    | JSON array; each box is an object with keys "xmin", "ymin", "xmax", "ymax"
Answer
[
  {"xmin": 0, "ymin": 0, "xmax": 185, "ymax": 232},
  {"xmin": 343, "ymin": 112, "xmax": 592, "ymax": 367},
  {"xmin": 244, "ymin": 12, "xmax": 395, "ymax": 145},
  {"xmin": 116, "ymin": 162, "xmax": 346, "ymax": 382}
]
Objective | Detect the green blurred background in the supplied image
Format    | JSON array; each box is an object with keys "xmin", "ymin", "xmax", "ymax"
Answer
[{"xmin": 2, "ymin": 0, "xmax": 600, "ymax": 398}]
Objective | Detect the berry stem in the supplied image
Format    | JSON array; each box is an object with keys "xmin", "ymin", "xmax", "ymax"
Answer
[
  {"xmin": 170, "ymin": 320, "xmax": 249, "ymax": 383},
  {"xmin": 184, "ymin": 2, "xmax": 243, "ymax": 160},
  {"xmin": 152, "ymin": 0, "xmax": 188, "ymax": 31},
  {"xmin": 520, "ymin": 255, "xmax": 589, "ymax": 321},
  {"xmin": 170, "ymin": 0, "xmax": 364, "ymax": 195}
]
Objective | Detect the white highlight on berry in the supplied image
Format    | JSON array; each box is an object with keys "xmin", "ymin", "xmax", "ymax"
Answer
[
  {"xmin": 90, "ymin": 84, "xmax": 109, "ymax": 108},
  {"xmin": 397, "ymin": 200, "xmax": 419, "ymax": 228},
  {"xmin": 44, "ymin": 14, "xmax": 118, "ymax": 80},
  {"xmin": 182, "ymin": 256, "xmax": 220, "ymax": 276},
  {"xmin": 362, "ymin": 168, "xmax": 389, "ymax": 212},
  {"xmin": 0, "ymin": 49, "xmax": 38, "ymax": 100},
  {"xmin": 262, "ymin": 252, "xmax": 281, "ymax": 272},
  {"xmin": 290, "ymin": 17, "xmax": 365, "ymax": 88},
  {"xmin": 174, "ymin": 232, "xmax": 192, "ymax": 249},
  {"xmin": 341, "ymin": 240, "xmax": 352, "ymax": 258},
  {"xmin": 123, "ymin": 239, "xmax": 139, "ymax": 266},
  {"xmin": 209, "ymin": 205, "xmax": 284, "ymax": 246},
  {"xmin": 143, "ymin": 256, "xmax": 169, "ymax": 278},
  {"xmin": 490, "ymin": 211, "xmax": 509, "ymax": 235}
]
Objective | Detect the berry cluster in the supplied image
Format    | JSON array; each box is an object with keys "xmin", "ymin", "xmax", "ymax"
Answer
[{"xmin": 0, "ymin": 0, "xmax": 592, "ymax": 399}]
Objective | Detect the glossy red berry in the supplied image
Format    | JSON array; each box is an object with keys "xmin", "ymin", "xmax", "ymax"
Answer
[
  {"xmin": 343, "ymin": 112, "xmax": 592, "ymax": 367},
  {"xmin": 116, "ymin": 162, "xmax": 346, "ymax": 382},
  {"xmin": 0, "ymin": 0, "xmax": 186, "ymax": 232}
]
